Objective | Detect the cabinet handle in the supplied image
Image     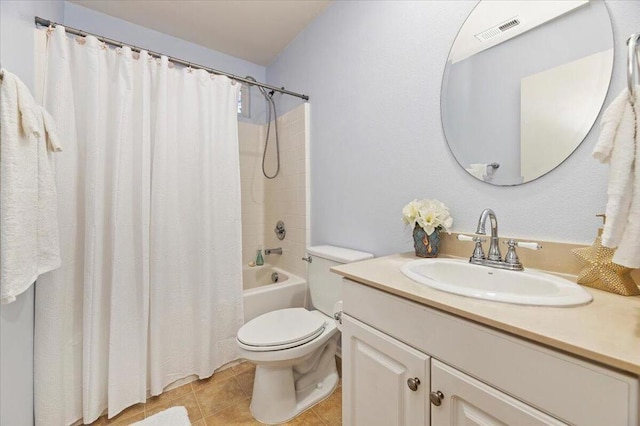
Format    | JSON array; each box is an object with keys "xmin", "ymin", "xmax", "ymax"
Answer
[
  {"xmin": 429, "ymin": 390, "xmax": 444, "ymax": 406},
  {"xmin": 407, "ymin": 377, "xmax": 421, "ymax": 391}
]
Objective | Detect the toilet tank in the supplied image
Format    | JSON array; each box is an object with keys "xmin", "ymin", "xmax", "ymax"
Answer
[{"xmin": 306, "ymin": 245, "xmax": 373, "ymax": 316}]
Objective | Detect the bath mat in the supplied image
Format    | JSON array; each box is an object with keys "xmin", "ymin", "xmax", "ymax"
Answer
[{"xmin": 131, "ymin": 406, "xmax": 190, "ymax": 426}]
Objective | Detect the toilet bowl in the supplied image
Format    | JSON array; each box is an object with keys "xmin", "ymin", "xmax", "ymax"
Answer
[{"xmin": 236, "ymin": 245, "xmax": 373, "ymax": 424}]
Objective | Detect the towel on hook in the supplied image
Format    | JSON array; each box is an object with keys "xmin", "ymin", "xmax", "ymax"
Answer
[
  {"xmin": 465, "ymin": 163, "xmax": 488, "ymax": 180},
  {"xmin": 0, "ymin": 69, "xmax": 62, "ymax": 303},
  {"xmin": 592, "ymin": 87, "xmax": 639, "ymax": 268}
]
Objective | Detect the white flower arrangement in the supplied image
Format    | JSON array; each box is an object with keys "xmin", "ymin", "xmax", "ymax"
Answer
[{"xmin": 402, "ymin": 199, "xmax": 453, "ymax": 236}]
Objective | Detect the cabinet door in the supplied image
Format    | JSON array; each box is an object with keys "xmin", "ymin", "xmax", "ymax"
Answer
[
  {"xmin": 431, "ymin": 360, "xmax": 566, "ymax": 426},
  {"xmin": 342, "ymin": 314, "xmax": 430, "ymax": 426}
]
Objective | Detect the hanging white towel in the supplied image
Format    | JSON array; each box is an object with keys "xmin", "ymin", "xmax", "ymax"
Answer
[
  {"xmin": 592, "ymin": 87, "xmax": 639, "ymax": 268},
  {"xmin": 0, "ymin": 69, "xmax": 62, "ymax": 304},
  {"xmin": 465, "ymin": 163, "xmax": 488, "ymax": 180}
]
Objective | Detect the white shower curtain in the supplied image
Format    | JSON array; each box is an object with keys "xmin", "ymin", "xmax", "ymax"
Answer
[{"xmin": 34, "ymin": 27, "xmax": 243, "ymax": 425}]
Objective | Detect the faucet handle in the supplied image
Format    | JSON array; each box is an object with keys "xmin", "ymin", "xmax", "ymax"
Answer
[
  {"xmin": 503, "ymin": 239, "xmax": 542, "ymax": 250},
  {"xmin": 502, "ymin": 239, "xmax": 540, "ymax": 271},
  {"xmin": 503, "ymin": 239, "xmax": 522, "ymax": 268},
  {"xmin": 457, "ymin": 234, "xmax": 486, "ymax": 243},
  {"xmin": 458, "ymin": 234, "xmax": 486, "ymax": 260},
  {"xmin": 517, "ymin": 241, "xmax": 542, "ymax": 250}
]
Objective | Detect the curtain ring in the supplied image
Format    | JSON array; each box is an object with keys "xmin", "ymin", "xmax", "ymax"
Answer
[
  {"xmin": 46, "ymin": 24, "xmax": 53, "ymax": 36},
  {"xmin": 187, "ymin": 62, "xmax": 192, "ymax": 73}
]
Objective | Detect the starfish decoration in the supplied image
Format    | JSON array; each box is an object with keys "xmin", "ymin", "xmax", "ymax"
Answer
[{"xmin": 572, "ymin": 236, "xmax": 639, "ymax": 296}]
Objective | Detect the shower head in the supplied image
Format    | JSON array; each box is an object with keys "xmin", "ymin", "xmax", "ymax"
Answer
[{"xmin": 245, "ymin": 75, "xmax": 270, "ymax": 97}]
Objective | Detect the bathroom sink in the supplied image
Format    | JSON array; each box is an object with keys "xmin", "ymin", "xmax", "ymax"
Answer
[{"xmin": 400, "ymin": 258, "xmax": 592, "ymax": 307}]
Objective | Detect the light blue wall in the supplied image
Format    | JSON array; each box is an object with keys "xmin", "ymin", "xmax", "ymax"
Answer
[
  {"xmin": 0, "ymin": 2, "xmax": 65, "ymax": 424},
  {"xmin": 267, "ymin": 0, "xmax": 640, "ymax": 255},
  {"xmin": 63, "ymin": 2, "xmax": 269, "ymax": 124}
]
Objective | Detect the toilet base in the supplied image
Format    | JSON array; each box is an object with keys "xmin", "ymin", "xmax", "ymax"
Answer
[{"xmin": 249, "ymin": 337, "xmax": 339, "ymax": 424}]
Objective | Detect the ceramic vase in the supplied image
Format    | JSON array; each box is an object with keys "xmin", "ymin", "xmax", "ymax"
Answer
[{"xmin": 413, "ymin": 225, "xmax": 440, "ymax": 258}]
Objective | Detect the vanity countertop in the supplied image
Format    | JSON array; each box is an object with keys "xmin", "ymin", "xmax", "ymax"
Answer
[{"xmin": 331, "ymin": 252, "xmax": 640, "ymax": 376}]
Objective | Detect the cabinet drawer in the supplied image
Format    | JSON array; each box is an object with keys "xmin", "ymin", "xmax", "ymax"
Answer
[{"xmin": 344, "ymin": 279, "xmax": 639, "ymax": 426}]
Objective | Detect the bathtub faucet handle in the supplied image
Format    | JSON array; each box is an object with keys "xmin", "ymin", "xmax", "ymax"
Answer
[{"xmin": 301, "ymin": 255, "xmax": 312, "ymax": 263}]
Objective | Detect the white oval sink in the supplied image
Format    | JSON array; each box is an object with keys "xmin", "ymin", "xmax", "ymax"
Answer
[{"xmin": 400, "ymin": 258, "xmax": 592, "ymax": 307}]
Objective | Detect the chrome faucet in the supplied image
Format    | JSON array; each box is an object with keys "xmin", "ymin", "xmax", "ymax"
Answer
[
  {"xmin": 264, "ymin": 247, "xmax": 283, "ymax": 255},
  {"xmin": 458, "ymin": 209, "xmax": 542, "ymax": 271},
  {"xmin": 476, "ymin": 208, "xmax": 501, "ymax": 261}
]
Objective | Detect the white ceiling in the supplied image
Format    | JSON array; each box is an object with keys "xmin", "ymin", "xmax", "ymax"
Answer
[
  {"xmin": 68, "ymin": 0, "xmax": 332, "ymax": 66},
  {"xmin": 449, "ymin": 0, "xmax": 588, "ymax": 64}
]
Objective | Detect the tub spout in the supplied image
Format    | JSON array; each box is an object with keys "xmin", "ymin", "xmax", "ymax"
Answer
[{"xmin": 265, "ymin": 247, "xmax": 283, "ymax": 255}]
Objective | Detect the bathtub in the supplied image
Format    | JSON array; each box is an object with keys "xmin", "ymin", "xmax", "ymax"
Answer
[{"xmin": 243, "ymin": 265, "xmax": 307, "ymax": 322}]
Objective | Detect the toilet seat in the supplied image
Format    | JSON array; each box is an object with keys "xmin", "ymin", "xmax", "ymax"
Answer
[{"xmin": 237, "ymin": 308, "xmax": 327, "ymax": 352}]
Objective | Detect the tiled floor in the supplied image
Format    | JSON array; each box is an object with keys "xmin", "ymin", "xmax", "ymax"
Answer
[{"xmin": 87, "ymin": 360, "xmax": 342, "ymax": 426}]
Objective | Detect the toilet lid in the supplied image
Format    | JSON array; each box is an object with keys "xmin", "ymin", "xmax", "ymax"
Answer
[{"xmin": 237, "ymin": 308, "xmax": 326, "ymax": 349}]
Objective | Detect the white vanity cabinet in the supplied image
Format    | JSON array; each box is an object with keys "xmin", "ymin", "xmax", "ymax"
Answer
[
  {"xmin": 343, "ymin": 313, "xmax": 561, "ymax": 426},
  {"xmin": 341, "ymin": 278, "xmax": 639, "ymax": 426}
]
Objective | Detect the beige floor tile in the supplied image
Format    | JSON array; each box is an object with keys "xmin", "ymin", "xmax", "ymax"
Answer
[
  {"xmin": 145, "ymin": 393, "xmax": 202, "ymax": 424},
  {"xmin": 85, "ymin": 402, "xmax": 145, "ymax": 426},
  {"xmin": 118, "ymin": 412, "xmax": 144, "ymax": 425},
  {"xmin": 312, "ymin": 385, "xmax": 342, "ymax": 426},
  {"xmin": 234, "ymin": 370, "xmax": 255, "ymax": 398},
  {"xmin": 87, "ymin": 362, "xmax": 343, "ymax": 426},
  {"xmin": 191, "ymin": 368, "xmax": 235, "ymax": 391},
  {"xmin": 145, "ymin": 383, "xmax": 192, "ymax": 410},
  {"xmin": 231, "ymin": 361, "xmax": 255, "ymax": 376},
  {"xmin": 107, "ymin": 403, "xmax": 145, "ymax": 425},
  {"xmin": 203, "ymin": 398, "xmax": 261, "ymax": 426},
  {"xmin": 282, "ymin": 409, "xmax": 326, "ymax": 426},
  {"xmin": 194, "ymin": 375, "xmax": 249, "ymax": 418},
  {"xmin": 86, "ymin": 416, "xmax": 108, "ymax": 426}
]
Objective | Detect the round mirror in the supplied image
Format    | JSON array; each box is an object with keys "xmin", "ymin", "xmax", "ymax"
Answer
[{"xmin": 441, "ymin": 0, "xmax": 613, "ymax": 185}]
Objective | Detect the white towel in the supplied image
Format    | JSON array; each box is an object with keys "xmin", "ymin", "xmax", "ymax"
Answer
[
  {"xmin": 592, "ymin": 87, "xmax": 639, "ymax": 268},
  {"xmin": 465, "ymin": 163, "xmax": 488, "ymax": 180},
  {"xmin": 131, "ymin": 406, "xmax": 190, "ymax": 426},
  {"xmin": 0, "ymin": 69, "xmax": 62, "ymax": 303}
]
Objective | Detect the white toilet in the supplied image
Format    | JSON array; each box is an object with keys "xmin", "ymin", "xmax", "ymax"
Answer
[{"xmin": 236, "ymin": 245, "xmax": 373, "ymax": 424}]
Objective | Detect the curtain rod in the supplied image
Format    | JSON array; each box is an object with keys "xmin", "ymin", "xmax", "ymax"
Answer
[{"xmin": 34, "ymin": 16, "xmax": 309, "ymax": 101}]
